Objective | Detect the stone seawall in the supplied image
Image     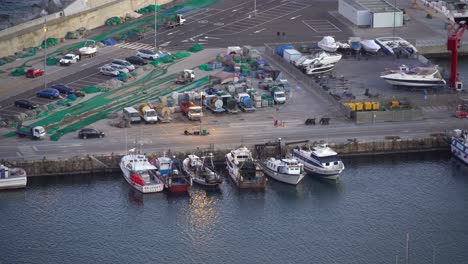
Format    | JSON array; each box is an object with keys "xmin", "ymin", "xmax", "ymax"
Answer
[{"xmin": 2, "ymin": 136, "xmax": 450, "ymax": 177}]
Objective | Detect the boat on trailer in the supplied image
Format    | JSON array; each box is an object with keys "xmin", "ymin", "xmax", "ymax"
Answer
[{"xmin": 380, "ymin": 64, "xmax": 446, "ymax": 87}]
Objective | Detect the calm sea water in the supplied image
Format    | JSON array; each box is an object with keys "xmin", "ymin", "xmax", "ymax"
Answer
[{"xmin": 1, "ymin": 152, "xmax": 468, "ymax": 264}]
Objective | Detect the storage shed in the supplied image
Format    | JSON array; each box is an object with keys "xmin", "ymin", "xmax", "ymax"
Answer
[{"xmin": 338, "ymin": 0, "xmax": 403, "ymax": 28}]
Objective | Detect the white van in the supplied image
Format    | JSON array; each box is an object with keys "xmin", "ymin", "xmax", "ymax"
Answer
[{"xmin": 123, "ymin": 107, "xmax": 141, "ymax": 123}]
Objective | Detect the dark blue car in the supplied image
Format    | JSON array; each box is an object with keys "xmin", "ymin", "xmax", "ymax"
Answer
[
  {"xmin": 50, "ymin": 84, "xmax": 74, "ymax": 94},
  {"xmin": 36, "ymin": 88, "xmax": 60, "ymax": 99}
]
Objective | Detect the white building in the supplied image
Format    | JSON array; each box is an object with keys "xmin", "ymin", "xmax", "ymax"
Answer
[{"xmin": 339, "ymin": 0, "xmax": 403, "ymax": 28}]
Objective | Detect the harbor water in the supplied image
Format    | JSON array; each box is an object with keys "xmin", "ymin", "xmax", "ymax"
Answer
[{"xmin": 1, "ymin": 152, "xmax": 468, "ymax": 264}]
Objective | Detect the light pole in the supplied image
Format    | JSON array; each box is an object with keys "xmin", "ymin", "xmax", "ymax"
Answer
[
  {"xmin": 41, "ymin": 11, "xmax": 48, "ymax": 90},
  {"xmin": 154, "ymin": 0, "xmax": 158, "ymax": 52},
  {"xmin": 254, "ymin": 0, "xmax": 257, "ymax": 16}
]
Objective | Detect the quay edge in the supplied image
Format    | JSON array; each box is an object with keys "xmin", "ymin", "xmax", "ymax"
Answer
[{"xmin": 1, "ymin": 136, "xmax": 450, "ymax": 177}]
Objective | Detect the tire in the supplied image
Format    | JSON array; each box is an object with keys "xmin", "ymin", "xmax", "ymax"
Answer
[
  {"xmin": 99, "ymin": 134, "xmax": 103, "ymax": 138},
  {"xmin": 83, "ymin": 135, "xmax": 87, "ymax": 139}
]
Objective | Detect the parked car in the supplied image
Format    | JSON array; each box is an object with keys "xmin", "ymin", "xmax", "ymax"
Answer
[
  {"xmin": 112, "ymin": 59, "xmax": 135, "ymax": 71},
  {"xmin": 25, "ymin": 68, "xmax": 44, "ymax": 78},
  {"xmin": 78, "ymin": 128, "xmax": 105, "ymax": 139},
  {"xmin": 50, "ymin": 84, "xmax": 74, "ymax": 94},
  {"xmin": 100, "ymin": 66, "xmax": 120, "ymax": 76},
  {"xmin": 36, "ymin": 88, "xmax": 60, "ymax": 99},
  {"xmin": 125, "ymin": 56, "xmax": 147, "ymax": 66},
  {"xmin": 105, "ymin": 64, "xmax": 129, "ymax": 74},
  {"xmin": 136, "ymin": 49, "xmax": 159, "ymax": 60},
  {"xmin": 14, "ymin": 99, "xmax": 37, "ymax": 109}
]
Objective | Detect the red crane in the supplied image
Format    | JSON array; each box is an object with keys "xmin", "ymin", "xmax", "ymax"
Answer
[{"xmin": 447, "ymin": 22, "xmax": 467, "ymax": 90}]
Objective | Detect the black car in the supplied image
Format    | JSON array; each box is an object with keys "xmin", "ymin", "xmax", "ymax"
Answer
[
  {"xmin": 14, "ymin": 99, "xmax": 37, "ymax": 109},
  {"xmin": 125, "ymin": 56, "xmax": 148, "ymax": 66},
  {"xmin": 78, "ymin": 128, "xmax": 105, "ymax": 139},
  {"xmin": 50, "ymin": 84, "xmax": 74, "ymax": 94}
]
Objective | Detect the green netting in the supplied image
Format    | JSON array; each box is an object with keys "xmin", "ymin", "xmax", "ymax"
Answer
[
  {"xmin": 162, "ymin": 55, "xmax": 174, "ymax": 63},
  {"xmin": 47, "ymin": 126, "xmax": 60, "ymax": 134},
  {"xmin": 150, "ymin": 58, "xmax": 163, "ymax": 65},
  {"xmin": 46, "ymin": 57, "xmax": 59, "ymax": 66},
  {"xmin": 2, "ymin": 131, "xmax": 17, "ymax": 138},
  {"xmin": 184, "ymin": 0, "xmax": 218, "ymax": 8},
  {"xmin": 136, "ymin": 4, "xmax": 162, "ymax": 14},
  {"xmin": 82, "ymin": 86, "xmax": 101, "ymax": 94},
  {"xmin": 19, "ymin": 48, "xmax": 37, "ymax": 58},
  {"xmin": 118, "ymin": 72, "xmax": 128, "ymax": 82},
  {"xmin": 106, "ymin": 17, "xmax": 123, "ymax": 26},
  {"xmin": 199, "ymin": 64, "xmax": 212, "ymax": 71},
  {"xmin": 173, "ymin": 52, "xmax": 190, "ymax": 59},
  {"xmin": 41, "ymin": 38, "xmax": 59, "ymax": 49},
  {"xmin": 10, "ymin": 67, "xmax": 25, "ymax": 76},
  {"xmin": 188, "ymin": 44, "xmax": 204, "ymax": 52}
]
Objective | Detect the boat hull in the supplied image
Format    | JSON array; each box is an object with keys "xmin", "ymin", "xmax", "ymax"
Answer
[
  {"xmin": 192, "ymin": 177, "xmax": 222, "ymax": 187},
  {"xmin": 0, "ymin": 177, "xmax": 27, "ymax": 190},
  {"xmin": 120, "ymin": 162, "xmax": 164, "ymax": 193},
  {"xmin": 261, "ymin": 163, "xmax": 304, "ymax": 185},
  {"xmin": 381, "ymin": 76, "xmax": 446, "ymax": 87},
  {"xmin": 306, "ymin": 64, "xmax": 335, "ymax": 75},
  {"xmin": 226, "ymin": 161, "xmax": 266, "ymax": 189},
  {"xmin": 451, "ymin": 137, "xmax": 468, "ymax": 165},
  {"xmin": 291, "ymin": 152, "xmax": 343, "ymax": 181}
]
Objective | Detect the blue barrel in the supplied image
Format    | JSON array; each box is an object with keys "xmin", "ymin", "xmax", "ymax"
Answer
[{"xmin": 242, "ymin": 97, "xmax": 253, "ymax": 108}]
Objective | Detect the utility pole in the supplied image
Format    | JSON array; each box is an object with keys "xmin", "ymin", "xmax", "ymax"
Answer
[
  {"xmin": 42, "ymin": 11, "xmax": 48, "ymax": 90},
  {"xmin": 393, "ymin": 0, "xmax": 397, "ymax": 37},
  {"xmin": 405, "ymin": 233, "xmax": 410, "ymax": 264},
  {"xmin": 154, "ymin": 0, "xmax": 158, "ymax": 52},
  {"xmin": 254, "ymin": 0, "xmax": 257, "ymax": 16}
]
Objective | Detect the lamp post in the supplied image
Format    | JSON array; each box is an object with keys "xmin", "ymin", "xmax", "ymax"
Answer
[
  {"xmin": 154, "ymin": 0, "xmax": 158, "ymax": 52},
  {"xmin": 254, "ymin": 0, "xmax": 257, "ymax": 16},
  {"xmin": 41, "ymin": 11, "xmax": 48, "ymax": 90},
  {"xmin": 199, "ymin": 91, "xmax": 204, "ymax": 136}
]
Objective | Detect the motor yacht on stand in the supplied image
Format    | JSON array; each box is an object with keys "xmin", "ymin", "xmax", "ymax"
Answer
[
  {"xmin": 183, "ymin": 154, "xmax": 223, "ymax": 187},
  {"xmin": 318, "ymin": 36, "xmax": 339, "ymax": 52},
  {"xmin": 0, "ymin": 164, "xmax": 27, "ymax": 190},
  {"xmin": 225, "ymin": 146, "xmax": 266, "ymax": 189},
  {"xmin": 375, "ymin": 37, "xmax": 418, "ymax": 56},
  {"xmin": 289, "ymin": 144, "xmax": 345, "ymax": 181},
  {"xmin": 120, "ymin": 153, "xmax": 164, "ymax": 193},
  {"xmin": 380, "ymin": 65, "xmax": 446, "ymax": 87},
  {"xmin": 360, "ymin": 39, "xmax": 381, "ymax": 54}
]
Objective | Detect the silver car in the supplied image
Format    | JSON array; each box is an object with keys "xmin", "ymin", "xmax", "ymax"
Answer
[
  {"xmin": 136, "ymin": 49, "xmax": 159, "ymax": 60},
  {"xmin": 100, "ymin": 66, "xmax": 120, "ymax": 76},
  {"xmin": 112, "ymin": 59, "xmax": 135, "ymax": 71},
  {"xmin": 104, "ymin": 64, "xmax": 129, "ymax": 74}
]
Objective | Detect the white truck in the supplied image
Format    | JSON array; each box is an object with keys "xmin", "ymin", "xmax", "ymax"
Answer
[
  {"xmin": 138, "ymin": 104, "xmax": 158, "ymax": 124},
  {"xmin": 59, "ymin": 53, "xmax": 80, "ymax": 66},
  {"xmin": 270, "ymin": 86, "xmax": 286, "ymax": 104},
  {"xmin": 16, "ymin": 123, "xmax": 45, "ymax": 140},
  {"xmin": 166, "ymin": 14, "xmax": 186, "ymax": 28},
  {"xmin": 123, "ymin": 107, "xmax": 141, "ymax": 123}
]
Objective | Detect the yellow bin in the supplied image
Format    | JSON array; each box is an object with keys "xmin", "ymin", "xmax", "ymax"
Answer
[
  {"xmin": 364, "ymin": 102, "xmax": 372, "ymax": 111},
  {"xmin": 391, "ymin": 101, "xmax": 400, "ymax": 108},
  {"xmin": 346, "ymin": 103, "xmax": 356, "ymax": 111},
  {"xmin": 355, "ymin": 102, "xmax": 363, "ymax": 111},
  {"xmin": 372, "ymin": 102, "xmax": 380, "ymax": 110}
]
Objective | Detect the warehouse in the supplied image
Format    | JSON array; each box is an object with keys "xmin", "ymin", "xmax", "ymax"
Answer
[{"xmin": 338, "ymin": 0, "xmax": 403, "ymax": 28}]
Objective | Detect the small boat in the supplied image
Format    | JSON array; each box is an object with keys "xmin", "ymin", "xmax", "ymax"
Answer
[
  {"xmin": 318, "ymin": 36, "xmax": 339, "ymax": 52},
  {"xmin": 0, "ymin": 164, "xmax": 27, "ymax": 190},
  {"xmin": 225, "ymin": 146, "xmax": 266, "ymax": 189},
  {"xmin": 120, "ymin": 153, "xmax": 164, "ymax": 193},
  {"xmin": 380, "ymin": 64, "xmax": 446, "ymax": 87},
  {"xmin": 447, "ymin": 2, "xmax": 468, "ymax": 24},
  {"xmin": 451, "ymin": 129, "xmax": 468, "ymax": 165},
  {"xmin": 360, "ymin": 39, "xmax": 381, "ymax": 54},
  {"xmin": 375, "ymin": 37, "xmax": 417, "ymax": 56},
  {"xmin": 260, "ymin": 157, "xmax": 305, "ymax": 185},
  {"xmin": 182, "ymin": 153, "xmax": 223, "ymax": 187},
  {"xmin": 304, "ymin": 63, "xmax": 335, "ymax": 75},
  {"xmin": 349, "ymin": 37, "xmax": 362, "ymax": 52},
  {"xmin": 289, "ymin": 143, "xmax": 345, "ymax": 180},
  {"xmin": 151, "ymin": 155, "xmax": 191, "ymax": 193}
]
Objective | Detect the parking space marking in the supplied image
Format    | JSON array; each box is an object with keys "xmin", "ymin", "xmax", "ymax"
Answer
[
  {"xmin": 114, "ymin": 42, "xmax": 155, "ymax": 50},
  {"xmin": 302, "ymin": 19, "xmax": 342, "ymax": 32}
]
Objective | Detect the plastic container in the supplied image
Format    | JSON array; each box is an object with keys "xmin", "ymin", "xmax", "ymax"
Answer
[
  {"xmin": 355, "ymin": 102, "xmax": 363, "ymax": 111},
  {"xmin": 364, "ymin": 102, "xmax": 372, "ymax": 111},
  {"xmin": 346, "ymin": 103, "xmax": 356, "ymax": 111}
]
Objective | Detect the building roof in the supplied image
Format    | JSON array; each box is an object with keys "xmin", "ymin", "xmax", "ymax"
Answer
[{"xmin": 343, "ymin": 0, "xmax": 401, "ymax": 13}]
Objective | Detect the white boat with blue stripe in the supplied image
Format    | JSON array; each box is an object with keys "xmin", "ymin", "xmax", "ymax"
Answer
[
  {"xmin": 289, "ymin": 144, "xmax": 345, "ymax": 180},
  {"xmin": 451, "ymin": 129, "xmax": 468, "ymax": 165}
]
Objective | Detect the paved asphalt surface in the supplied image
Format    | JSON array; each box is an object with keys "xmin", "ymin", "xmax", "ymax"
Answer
[{"xmin": 0, "ymin": 0, "xmax": 464, "ymax": 160}]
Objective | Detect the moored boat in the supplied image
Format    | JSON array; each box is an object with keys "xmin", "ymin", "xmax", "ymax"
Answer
[
  {"xmin": 380, "ymin": 64, "xmax": 446, "ymax": 87},
  {"xmin": 260, "ymin": 157, "xmax": 305, "ymax": 185},
  {"xmin": 0, "ymin": 164, "xmax": 27, "ymax": 190},
  {"xmin": 151, "ymin": 155, "xmax": 191, "ymax": 193},
  {"xmin": 451, "ymin": 129, "xmax": 468, "ymax": 165},
  {"xmin": 289, "ymin": 143, "xmax": 345, "ymax": 180},
  {"xmin": 183, "ymin": 154, "xmax": 223, "ymax": 187},
  {"xmin": 375, "ymin": 36, "xmax": 417, "ymax": 56},
  {"xmin": 120, "ymin": 153, "xmax": 164, "ymax": 193},
  {"xmin": 360, "ymin": 39, "xmax": 381, "ymax": 54},
  {"xmin": 318, "ymin": 36, "xmax": 339, "ymax": 52},
  {"xmin": 225, "ymin": 146, "xmax": 266, "ymax": 189}
]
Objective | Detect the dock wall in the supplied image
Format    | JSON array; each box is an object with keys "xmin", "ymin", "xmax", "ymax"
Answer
[{"xmin": 2, "ymin": 136, "xmax": 450, "ymax": 177}]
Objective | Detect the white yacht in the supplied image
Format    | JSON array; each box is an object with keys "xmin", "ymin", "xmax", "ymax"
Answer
[
  {"xmin": 260, "ymin": 157, "xmax": 305, "ymax": 185},
  {"xmin": 183, "ymin": 154, "xmax": 223, "ymax": 187},
  {"xmin": 451, "ymin": 129, "xmax": 468, "ymax": 165},
  {"xmin": 225, "ymin": 146, "xmax": 266, "ymax": 189},
  {"xmin": 375, "ymin": 37, "xmax": 417, "ymax": 55},
  {"xmin": 304, "ymin": 63, "xmax": 335, "ymax": 75},
  {"xmin": 0, "ymin": 164, "xmax": 27, "ymax": 190},
  {"xmin": 289, "ymin": 144, "xmax": 345, "ymax": 180},
  {"xmin": 120, "ymin": 153, "xmax": 164, "ymax": 193},
  {"xmin": 318, "ymin": 36, "xmax": 339, "ymax": 52},
  {"xmin": 360, "ymin": 39, "xmax": 381, "ymax": 54},
  {"xmin": 380, "ymin": 65, "xmax": 446, "ymax": 87},
  {"xmin": 296, "ymin": 51, "xmax": 341, "ymax": 69}
]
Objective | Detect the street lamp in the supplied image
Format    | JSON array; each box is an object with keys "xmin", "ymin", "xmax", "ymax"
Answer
[
  {"xmin": 254, "ymin": 0, "xmax": 257, "ymax": 16},
  {"xmin": 154, "ymin": 0, "xmax": 158, "ymax": 52},
  {"xmin": 41, "ymin": 10, "xmax": 48, "ymax": 90}
]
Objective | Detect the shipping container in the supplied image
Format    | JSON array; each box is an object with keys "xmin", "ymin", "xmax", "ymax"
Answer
[{"xmin": 283, "ymin": 49, "xmax": 302, "ymax": 64}]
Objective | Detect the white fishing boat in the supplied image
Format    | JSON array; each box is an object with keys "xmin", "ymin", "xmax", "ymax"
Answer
[
  {"xmin": 120, "ymin": 153, "xmax": 164, "ymax": 193},
  {"xmin": 183, "ymin": 153, "xmax": 223, "ymax": 187},
  {"xmin": 380, "ymin": 65, "xmax": 446, "ymax": 87},
  {"xmin": 0, "ymin": 164, "xmax": 27, "ymax": 190},
  {"xmin": 451, "ymin": 129, "xmax": 468, "ymax": 165},
  {"xmin": 318, "ymin": 36, "xmax": 339, "ymax": 52},
  {"xmin": 225, "ymin": 146, "xmax": 266, "ymax": 189},
  {"xmin": 360, "ymin": 39, "xmax": 381, "ymax": 54},
  {"xmin": 289, "ymin": 143, "xmax": 345, "ymax": 180},
  {"xmin": 375, "ymin": 37, "xmax": 417, "ymax": 56},
  {"xmin": 260, "ymin": 157, "xmax": 305, "ymax": 185}
]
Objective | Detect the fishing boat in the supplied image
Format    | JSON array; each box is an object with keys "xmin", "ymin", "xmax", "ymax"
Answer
[
  {"xmin": 0, "ymin": 164, "xmax": 27, "ymax": 190},
  {"xmin": 375, "ymin": 37, "xmax": 417, "ymax": 56},
  {"xmin": 318, "ymin": 36, "xmax": 339, "ymax": 52},
  {"xmin": 360, "ymin": 39, "xmax": 381, "ymax": 54},
  {"xmin": 151, "ymin": 155, "xmax": 191, "ymax": 193},
  {"xmin": 182, "ymin": 153, "xmax": 223, "ymax": 187},
  {"xmin": 451, "ymin": 129, "xmax": 468, "ymax": 165},
  {"xmin": 260, "ymin": 157, "xmax": 305, "ymax": 185},
  {"xmin": 380, "ymin": 65, "xmax": 446, "ymax": 87},
  {"xmin": 289, "ymin": 143, "xmax": 345, "ymax": 180},
  {"xmin": 120, "ymin": 153, "xmax": 164, "ymax": 193},
  {"xmin": 225, "ymin": 146, "xmax": 266, "ymax": 189}
]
